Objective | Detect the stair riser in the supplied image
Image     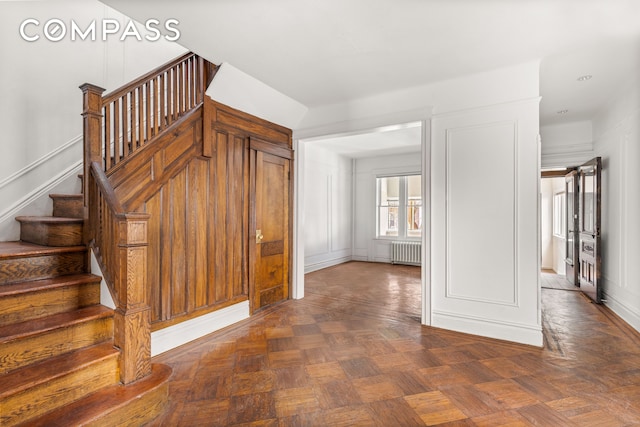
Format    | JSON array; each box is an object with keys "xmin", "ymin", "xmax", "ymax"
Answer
[
  {"xmin": 0, "ymin": 251, "xmax": 86, "ymax": 285},
  {"xmin": 0, "ymin": 317, "xmax": 113, "ymax": 374},
  {"xmin": 20, "ymin": 222, "xmax": 83, "ymax": 247},
  {"xmin": 0, "ymin": 354, "xmax": 118, "ymax": 427},
  {"xmin": 0, "ymin": 282, "xmax": 100, "ymax": 326},
  {"xmin": 52, "ymin": 197, "xmax": 84, "ymax": 219},
  {"xmin": 89, "ymin": 381, "xmax": 169, "ymax": 427}
]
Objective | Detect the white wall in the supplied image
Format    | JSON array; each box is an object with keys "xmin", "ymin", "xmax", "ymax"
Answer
[
  {"xmin": 0, "ymin": 0, "xmax": 186, "ymax": 241},
  {"xmin": 303, "ymin": 144, "xmax": 353, "ymax": 272},
  {"xmin": 353, "ymin": 153, "xmax": 421, "ymax": 263},
  {"xmin": 541, "ymin": 177, "xmax": 566, "ymax": 274},
  {"xmin": 551, "ymin": 177, "xmax": 566, "ymax": 275},
  {"xmin": 592, "ymin": 65, "xmax": 640, "ymax": 331},
  {"xmin": 540, "ymin": 179, "xmax": 554, "ymax": 269}
]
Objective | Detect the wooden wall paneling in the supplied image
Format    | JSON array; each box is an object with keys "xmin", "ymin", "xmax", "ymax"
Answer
[
  {"xmin": 207, "ymin": 99, "xmax": 291, "ymax": 148},
  {"xmin": 160, "ymin": 184, "xmax": 172, "ymax": 322},
  {"xmin": 170, "ymin": 169, "xmax": 188, "ymax": 318},
  {"xmin": 216, "ymin": 109, "xmax": 290, "ymax": 147},
  {"xmin": 213, "ymin": 131, "xmax": 229, "ymax": 305},
  {"xmin": 110, "ymin": 110, "xmax": 202, "ymax": 211},
  {"xmin": 248, "ymin": 150, "xmax": 257, "ymax": 313},
  {"xmin": 145, "ymin": 192, "xmax": 163, "ymax": 324},
  {"xmin": 229, "ymin": 135, "xmax": 247, "ymax": 300},
  {"xmin": 206, "ymin": 138, "xmax": 217, "ymax": 307},
  {"xmin": 190, "ymin": 158, "xmax": 210, "ymax": 311}
]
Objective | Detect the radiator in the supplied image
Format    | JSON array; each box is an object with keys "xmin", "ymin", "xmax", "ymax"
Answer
[{"xmin": 391, "ymin": 241, "xmax": 421, "ymax": 266}]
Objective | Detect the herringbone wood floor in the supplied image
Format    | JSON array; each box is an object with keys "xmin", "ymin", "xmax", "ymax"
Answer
[{"xmin": 149, "ymin": 262, "xmax": 640, "ymax": 426}]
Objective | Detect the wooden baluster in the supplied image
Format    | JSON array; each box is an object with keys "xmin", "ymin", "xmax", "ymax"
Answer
[
  {"xmin": 137, "ymin": 86, "xmax": 144, "ymax": 148},
  {"xmin": 130, "ymin": 91, "xmax": 137, "ymax": 152},
  {"xmin": 187, "ymin": 57, "xmax": 192, "ymax": 108},
  {"xmin": 145, "ymin": 80, "xmax": 152, "ymax": 142},
  {"xmin": 178, "ymin": 63, "xmax": 182, "ymax": 117},
  {"xmin": 120, "ymin": 95, "xmax": 128, "ymax": 158},
  {"xmin": 104, "ymin": 105, "xmax": 112, "ymax": 170},
  {"xmin": 113, "ymin": 100, "xmax": 120, "ymax": 165},
  {"xmin": 152, "ymin": 77, "xmax": 158, "ymax": 137},
  {"xmin": 172, "ymin": 65, "xmax": 178, "ymax": 122},
  {"xmin": 159, "ymin": 72, "xmax": 166, "ymax": 132}
]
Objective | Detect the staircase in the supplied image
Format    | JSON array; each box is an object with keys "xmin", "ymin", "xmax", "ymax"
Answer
[{"xmin": 0, "ymin": 193, "xmax": 170, "ymax": 426}]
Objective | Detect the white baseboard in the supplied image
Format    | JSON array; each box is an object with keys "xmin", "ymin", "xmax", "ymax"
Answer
[
  {"xmin": 151, "ymin": 301, "xmax": 250, "ymax": 356},
  {"xmin": 432, "ymin": 310, "xmax": 543, "ymax": 347},
  {"xmin": 603, "ymin": 292, "xmax": 640, "ymax": 333},
  {"xmin": 304, "ymin": 255, "xmax": 352, "ymax": 273}
]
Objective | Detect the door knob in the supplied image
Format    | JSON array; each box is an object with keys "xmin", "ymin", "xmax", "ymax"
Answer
[{"xmin": 256, "ymin": 229, "xmax": 264, "ymax": 244}]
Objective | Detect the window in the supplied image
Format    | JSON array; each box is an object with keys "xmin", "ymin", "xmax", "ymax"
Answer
[
  {"xmin": 377, "ymin": 175, "xmax": 422, "ymax": 238},
  {"xmin": 553, "ymin": 192, "xmax": 566, "ymax": 238}
]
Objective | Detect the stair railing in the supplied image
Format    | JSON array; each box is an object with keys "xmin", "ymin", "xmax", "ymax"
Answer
[
  {"xmin": 98, "ymin": 52, "xmax": 216, "ymax": 174},
  {"xmin": 80, "ymin": 53, "xmax": 216, "ymax": 385},
  {"xmin": 88, "ymin": 160, "xmax": 151, "ymax": 384}
]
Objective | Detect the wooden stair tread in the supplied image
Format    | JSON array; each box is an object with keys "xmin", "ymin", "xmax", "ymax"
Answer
[
  {"xmin": 0, "ymin": 241, "xmax": 86, "ymax": 259},
  {"xmin": 0, "ymin": 273, "xmax": 101, "ymax": 298},
  {"xmin": 15, "ymin": 216, "xmax": 84, "ymax": 224},
  {"xmin": 27, "ymin": 363, "xmax": 172, "ymax": 427},
  {"xmin": 0, "ymin": 305, "xmax": 112, "ymax": 343},
  {"xmin": 0, "ymin": 342, "xmax": 118, "ymax": 399}
]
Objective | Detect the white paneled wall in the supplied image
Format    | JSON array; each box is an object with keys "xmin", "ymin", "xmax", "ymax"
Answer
[
  {"xmin": 303, "ymin": 145, "xmax": 353, "ymax": 272},
  {"xmin": 431, "ymin": 99, "xmax": 542, "ymax": 346},
  {"xmin": 593, "ymin": 69, "xmax": 640, "ymax": 331}
]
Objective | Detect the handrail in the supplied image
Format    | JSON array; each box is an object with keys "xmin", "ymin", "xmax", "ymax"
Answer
[{"xmin": 102, "ymin": 52, "xmax": 198, "ymax": 104}]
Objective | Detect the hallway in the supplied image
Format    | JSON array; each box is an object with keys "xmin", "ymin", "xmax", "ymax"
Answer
[{"xmin": 150, "ymin": 262, "xmax": 640, "ymax": 426}]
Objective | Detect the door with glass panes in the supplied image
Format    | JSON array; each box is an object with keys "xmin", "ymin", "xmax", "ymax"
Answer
[{"xmin": 565, "ymin": 157, "xmax": 602, "ymax": 303}]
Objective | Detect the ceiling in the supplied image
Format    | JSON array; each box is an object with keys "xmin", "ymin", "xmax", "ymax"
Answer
[{"xmin": 104, "ymin": 0, "xmax": 640, "ymax": 151}]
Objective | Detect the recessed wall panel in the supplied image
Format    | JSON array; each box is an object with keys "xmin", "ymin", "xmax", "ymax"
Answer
[{"xmin": 446, "ymin": 122, "xmax": 517, "ymax": 304}]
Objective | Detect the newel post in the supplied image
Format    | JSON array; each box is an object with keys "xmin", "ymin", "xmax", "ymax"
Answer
[
  {"xmin": 80, "ymin": 83, "xmax": 105, "ymax": 213},
  {"xmin": 115, "ymin": 213, "xmax": 152, "ymax": 384}
]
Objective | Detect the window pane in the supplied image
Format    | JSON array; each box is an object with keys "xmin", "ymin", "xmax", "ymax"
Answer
[
  {"xmin": 582, "ymin": 173, "xmax": 594, "ymax": 233},
  {"xmin": 378, "ymin": 177, "xmax": 399, "ymax": 237},
  {"xmin": 407, "ymin": 175, "xmax": 422, "ymax": 237},
  {"xmin": 553, "ymin": 192, "xmax": 566, "ymax": 237}
]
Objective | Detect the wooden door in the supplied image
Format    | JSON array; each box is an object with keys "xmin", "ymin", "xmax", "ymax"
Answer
[
  {"xmin": 564, "ymin": 170, "xmax": 579, "ymax": 286},
  {"xmin": 250, "ymin": 148, "xmax": 291, "ymax": 312},
  {"xmin": 577, "ymin": 157, "xmax": 602, "ymax": 303}
]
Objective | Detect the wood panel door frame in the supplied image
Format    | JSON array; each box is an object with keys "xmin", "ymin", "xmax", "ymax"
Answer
[{"xmin": 248, "ymin": 137, "xmax": 293, "ymax": 314}]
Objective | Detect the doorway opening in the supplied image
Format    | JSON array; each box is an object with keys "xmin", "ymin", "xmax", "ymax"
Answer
[
  {"xmin": 540, "ymin": 173, "xmax": 579, "ymax": 292},
  {"xmin": 540, "ymin": 157, "xmax": 602, "ymax": 302},
  {"xmin": 294, "ymin": 120, "xmax": 428, "ymax": 323}
]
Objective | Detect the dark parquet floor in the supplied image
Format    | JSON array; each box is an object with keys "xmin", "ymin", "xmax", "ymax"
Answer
[{"xmin": 150, "ymin": 262, "xmax": 640, "ymax": 426}]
